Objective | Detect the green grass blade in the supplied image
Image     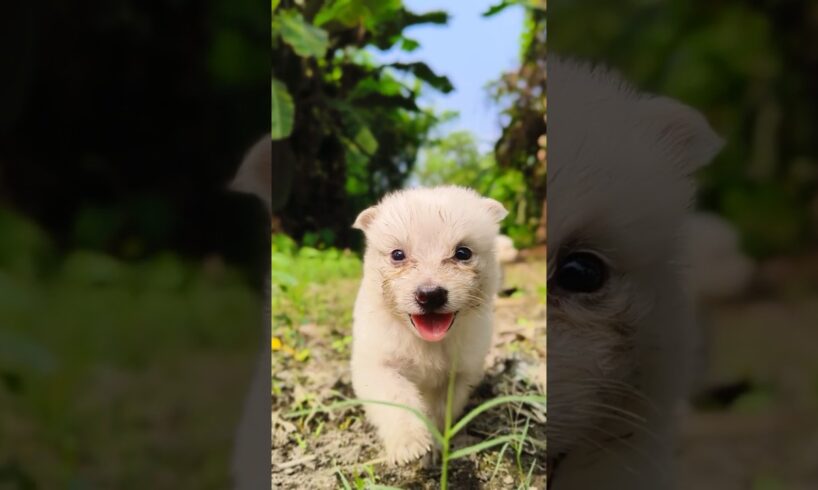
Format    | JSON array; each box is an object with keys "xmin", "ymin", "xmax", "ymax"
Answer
[
  {"xmin": 515, "ymin": 416, "xmax": 531, "ymax": 473},
  {"xmin": 449, "ymin": 394, "xmax": 546, "ymax": 437},
  {"xmin": 521, "ymin": 459, "xmax": 537, "ymax": 489},
  {"xmin": 444, "ymin": 366, "xmax": 456, "ymax": 438},
  {"xmin": 441, "ymin": 362, "xmax": 458, "ymax": 490},
  {"xmin": 335, "ymin": 467, "xmax": 352, "ymax": 490},
  {"xmin": 489, "ymin": 441, "xmax": 511, "ymax": 482},
  {"xmin": 449, "ymin": 434, "xmax": 523, "ymax": 460}
]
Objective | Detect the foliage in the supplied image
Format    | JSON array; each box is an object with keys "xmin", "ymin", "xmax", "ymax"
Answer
[
  {"xmin": 550, "ymin": 0, "xmax": 818, "ymax": 257},
  {"xmin": 413, "ymin": 131, "xmax": 540, "ymax": 247},
  {"xmin": 272, "ymin": 0, "xmax": 452, "ymax": 248},
  {"xmin": 287, "ymin": 380, "xmax": 545, "ymax": 490},
  {"xmin": 488, "ymin": 1, "xmax": 547, "ymax": 245},
  {"xmin": 2, "ymin": 1, "xmax": 269, "ymax": 269},
  {"xmin": 0, "ymin": 210, "xmax": 259, "ymax": 488}
]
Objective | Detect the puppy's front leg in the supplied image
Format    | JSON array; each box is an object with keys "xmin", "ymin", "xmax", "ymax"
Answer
[{"xmin": 353, "ymin": 364, "xmax": 433, "ymax": 465}]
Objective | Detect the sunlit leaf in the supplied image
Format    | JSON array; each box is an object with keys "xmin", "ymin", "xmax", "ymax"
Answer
[
  {"xmin": 271, "ymin": 77, "xmax": 294, "ymax": 140},
  {"xmin": 314, "ymin": 0, "xmax": 364, "ymax": 28},
  {"xmin": 277, "ymin": 9, "xmax": 329, "ymax": 58}
]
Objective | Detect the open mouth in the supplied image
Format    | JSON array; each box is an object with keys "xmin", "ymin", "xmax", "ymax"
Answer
[{"xmin": 409, "ymin": 312, "xmax": 456, "ymax": 342}]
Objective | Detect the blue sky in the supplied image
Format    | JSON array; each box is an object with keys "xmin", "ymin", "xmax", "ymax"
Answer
[{"xmin": 376, "ymin": 0, "xmax": 524, "ymax": 151}]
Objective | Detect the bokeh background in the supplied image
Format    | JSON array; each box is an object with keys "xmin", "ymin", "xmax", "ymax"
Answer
[
  {"xmin": 551, "ymin": 1, "xmax": 818, "ymax": 488},
  {"xmin": 0, "ymin": 1, "xmax": 269, "ymax": 487},
  {"xmin": 271, "ymin": 0, "xmax": 546, "ymax": 250}
]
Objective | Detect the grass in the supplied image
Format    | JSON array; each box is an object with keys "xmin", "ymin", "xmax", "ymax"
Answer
[
  {"xmin": 285, "ymin": 362, "xmax": 546, "ymax": 490},
  {"xmin": 271, "ymin": 234, "xmax": 361, "ymax": 363},
  {"xmin": 1, "ymin": 250, "xmax": 260, "ymax": 487},
  {"xmin": 272, "ymin": 234, "xmax": 547, "ymax": 488}
]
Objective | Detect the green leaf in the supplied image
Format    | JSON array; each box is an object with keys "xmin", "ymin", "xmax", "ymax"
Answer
[
  {"xmin": 482, "ymin": 1, "xmax": 515, "ymax": 17},
  {"xmin": 389, "ymin": 62, "xmax": 454, "ymax": 93},
  {"xmin": 334, "ymin": 467, "xmax": 352, "ymax": 490},
  {"xmin": 326, "ymin": 99, "xmax": 379, "ymax": 166},
  {"xmin": 314, "ymin": 0, "xmax": 363, "ymax": 28},
  {"xmin": 400, "ymin": 36, "xmax": 420, "ymax": 52},
  {"xmin": 449, "ymin": 394, "xmax": 546, "ymax": 437},
  {"xmin": 405, "ymin": 10, "xmax": 449, "ymax": 26},
  {"xmin": 277, "ymin": 9, "xmax": 329, "ymax": 58},
  {"xmin": 351, "ymin": 124, "xmax": 378, "ymax": 155},
  {"xmin": 483, "ymin": 0, "xmax": 545, "ymax": 16},
  {"xmin": 352, "ymin": 93, "xmax": 418, "ymax": 111},
  {"xmin": 271, "ymin": 77, "xmax": 294, "ymax": 140},
  {"xmin": 271, "ymin": 0, "xmax": 280, "ymax": 13},
  {"xmin": 448, "ymin": 434, "xmax": 523, "ymax": 460},
  {"xmin": 343, "ymin": 124, "xmax": 378, "ymax": 170}
]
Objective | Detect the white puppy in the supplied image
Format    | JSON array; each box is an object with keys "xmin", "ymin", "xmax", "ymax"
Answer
[
  {"xmin": 547, "ymin": 58, "xmax": 723, "ymax": 489},
  {"xmin": 350, "ymin": 186, "xmax": 507, "ymax": 465},
  {"xmin": 227, "ymin": 135, "xmax": 272, "ymax": 490}
]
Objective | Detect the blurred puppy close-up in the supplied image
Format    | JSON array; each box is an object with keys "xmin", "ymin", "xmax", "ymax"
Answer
[
  {"xmin": 350, "ymin": 186, "xmax": 507, "ymax": 465},
  {"xmin": 547, "ymin": 58, "xmax": 723, "ymax": 489}
]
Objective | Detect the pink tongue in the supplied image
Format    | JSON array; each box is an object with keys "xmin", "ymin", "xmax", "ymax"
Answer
[{"xmin": 411, "ymin": 313, "xmax": 455, "ymax": 342}]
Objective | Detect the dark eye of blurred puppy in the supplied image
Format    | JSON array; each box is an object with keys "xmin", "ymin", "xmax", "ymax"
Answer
[
  {"xmin": 391, "ymin": 249, "xmax": 406, "ymax": 262},
  {"xmin": 553, "ymin": 252, "xmax": 607, "ymax": 293},
  {"xmin": 454, "ymin": 246, "xmax": 472, "ymax": 261}
]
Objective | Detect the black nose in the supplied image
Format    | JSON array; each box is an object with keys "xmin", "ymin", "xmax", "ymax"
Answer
[{"xmin": 415, "ymin": 285, "xmax": 448, "ymax": 311}]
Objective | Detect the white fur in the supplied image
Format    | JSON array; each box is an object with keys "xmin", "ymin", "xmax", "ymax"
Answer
[
  {"xmin": 495, "ymin": 234, "xmax": 518, "ymax": 291},
  {"xmin": 495, "ymin": 234, "xmax": 519, "ymax": 264},
  {"xmin": 684, "ymin": 211, "xmax": 754, "ymax": 301},
  {"xmin": 547, "ymin": 58, "xmax": 723, "ymax": 489},
  {"xmin": 350, "ymin": 186, "xmax": 506, "ymax": 465},
  {"xmin": 227, "ymin": 134, "xmax": 272, "ymax": 490},
  {"xmin": 229, "ymin": 135, "xmax": 272, "ymax": 213}
]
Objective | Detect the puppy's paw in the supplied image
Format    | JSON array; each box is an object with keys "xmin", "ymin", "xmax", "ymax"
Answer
[
  {"xmin": 421, "ymin": 446, "xmax": 441, "ymax": 469},
  {"xmin": 384, "ymin": 427, "xmax": 432, "ymax": 466}
]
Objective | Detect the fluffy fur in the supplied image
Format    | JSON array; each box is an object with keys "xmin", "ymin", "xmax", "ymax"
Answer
[
  {"xmin": 227, "ymin": 134, "xmax": 272, "ymax": 490},
  {"xmin": 351, "ymin": 186, "xmax": 507, "ymax": 465},
  {"xmin": 547, "ymin": 58, "xmax": 723, "ymax": 489}
]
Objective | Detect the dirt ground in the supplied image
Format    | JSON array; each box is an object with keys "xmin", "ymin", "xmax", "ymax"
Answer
[
  {"xmin": 271, "ymin": 260, "xmax": 547, "ymax": 489},
  {"xmin": 678, "ymin": 253, "xmax": 818, "ymax": 489}
]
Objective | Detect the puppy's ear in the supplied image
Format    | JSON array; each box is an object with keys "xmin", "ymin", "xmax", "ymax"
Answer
[
  {"xmin": 638, "ymin": 96, "xmax": 724, "ymax": 174},
  {"xmin": 483, "ymin": 198, "xmax": 509, "ymax": 223},
  {"xmin": 353, "ymin": 206, "xmax": 378, "ymax": 231},
  {"xmin": 230, "ymin": 135, "xmax": 272, "ymax": 213}
]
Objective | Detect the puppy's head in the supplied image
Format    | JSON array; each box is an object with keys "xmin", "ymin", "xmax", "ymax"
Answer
[
  {"xmin": 547, "ymin": 59, "xmax": 723, "ymax": 457},
  {"xmin": 354, "ymin": 186, "xmax": 507, "ymax": 342}
]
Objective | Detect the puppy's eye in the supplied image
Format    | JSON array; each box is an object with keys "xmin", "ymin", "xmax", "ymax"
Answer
[
  {"xmin": 454, "ymin": 246, "xmax": 472, "ymax": 261},
  {"xmin": 554, "ymin": 252, "xmax": 607, "ymax": 293},
  {"xmin": 390, "ymin": 249, "xmax": 406, "ymax": 262}
]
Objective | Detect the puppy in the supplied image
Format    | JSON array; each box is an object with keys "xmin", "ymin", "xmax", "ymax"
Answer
[
  {"xmin": 350, "ymin": 186, "xmax": 507, "ymax": 465},
  {"xmin": 547, "ymin": 58, "xmax": 723, "ymax": 489},
  {"xmin": 227, "ymin": 135, "xmax": 272, "ymax": 490},
  {"xmin": 495, "ymin": 234, "xmax": 520, "ymax": 292}
]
